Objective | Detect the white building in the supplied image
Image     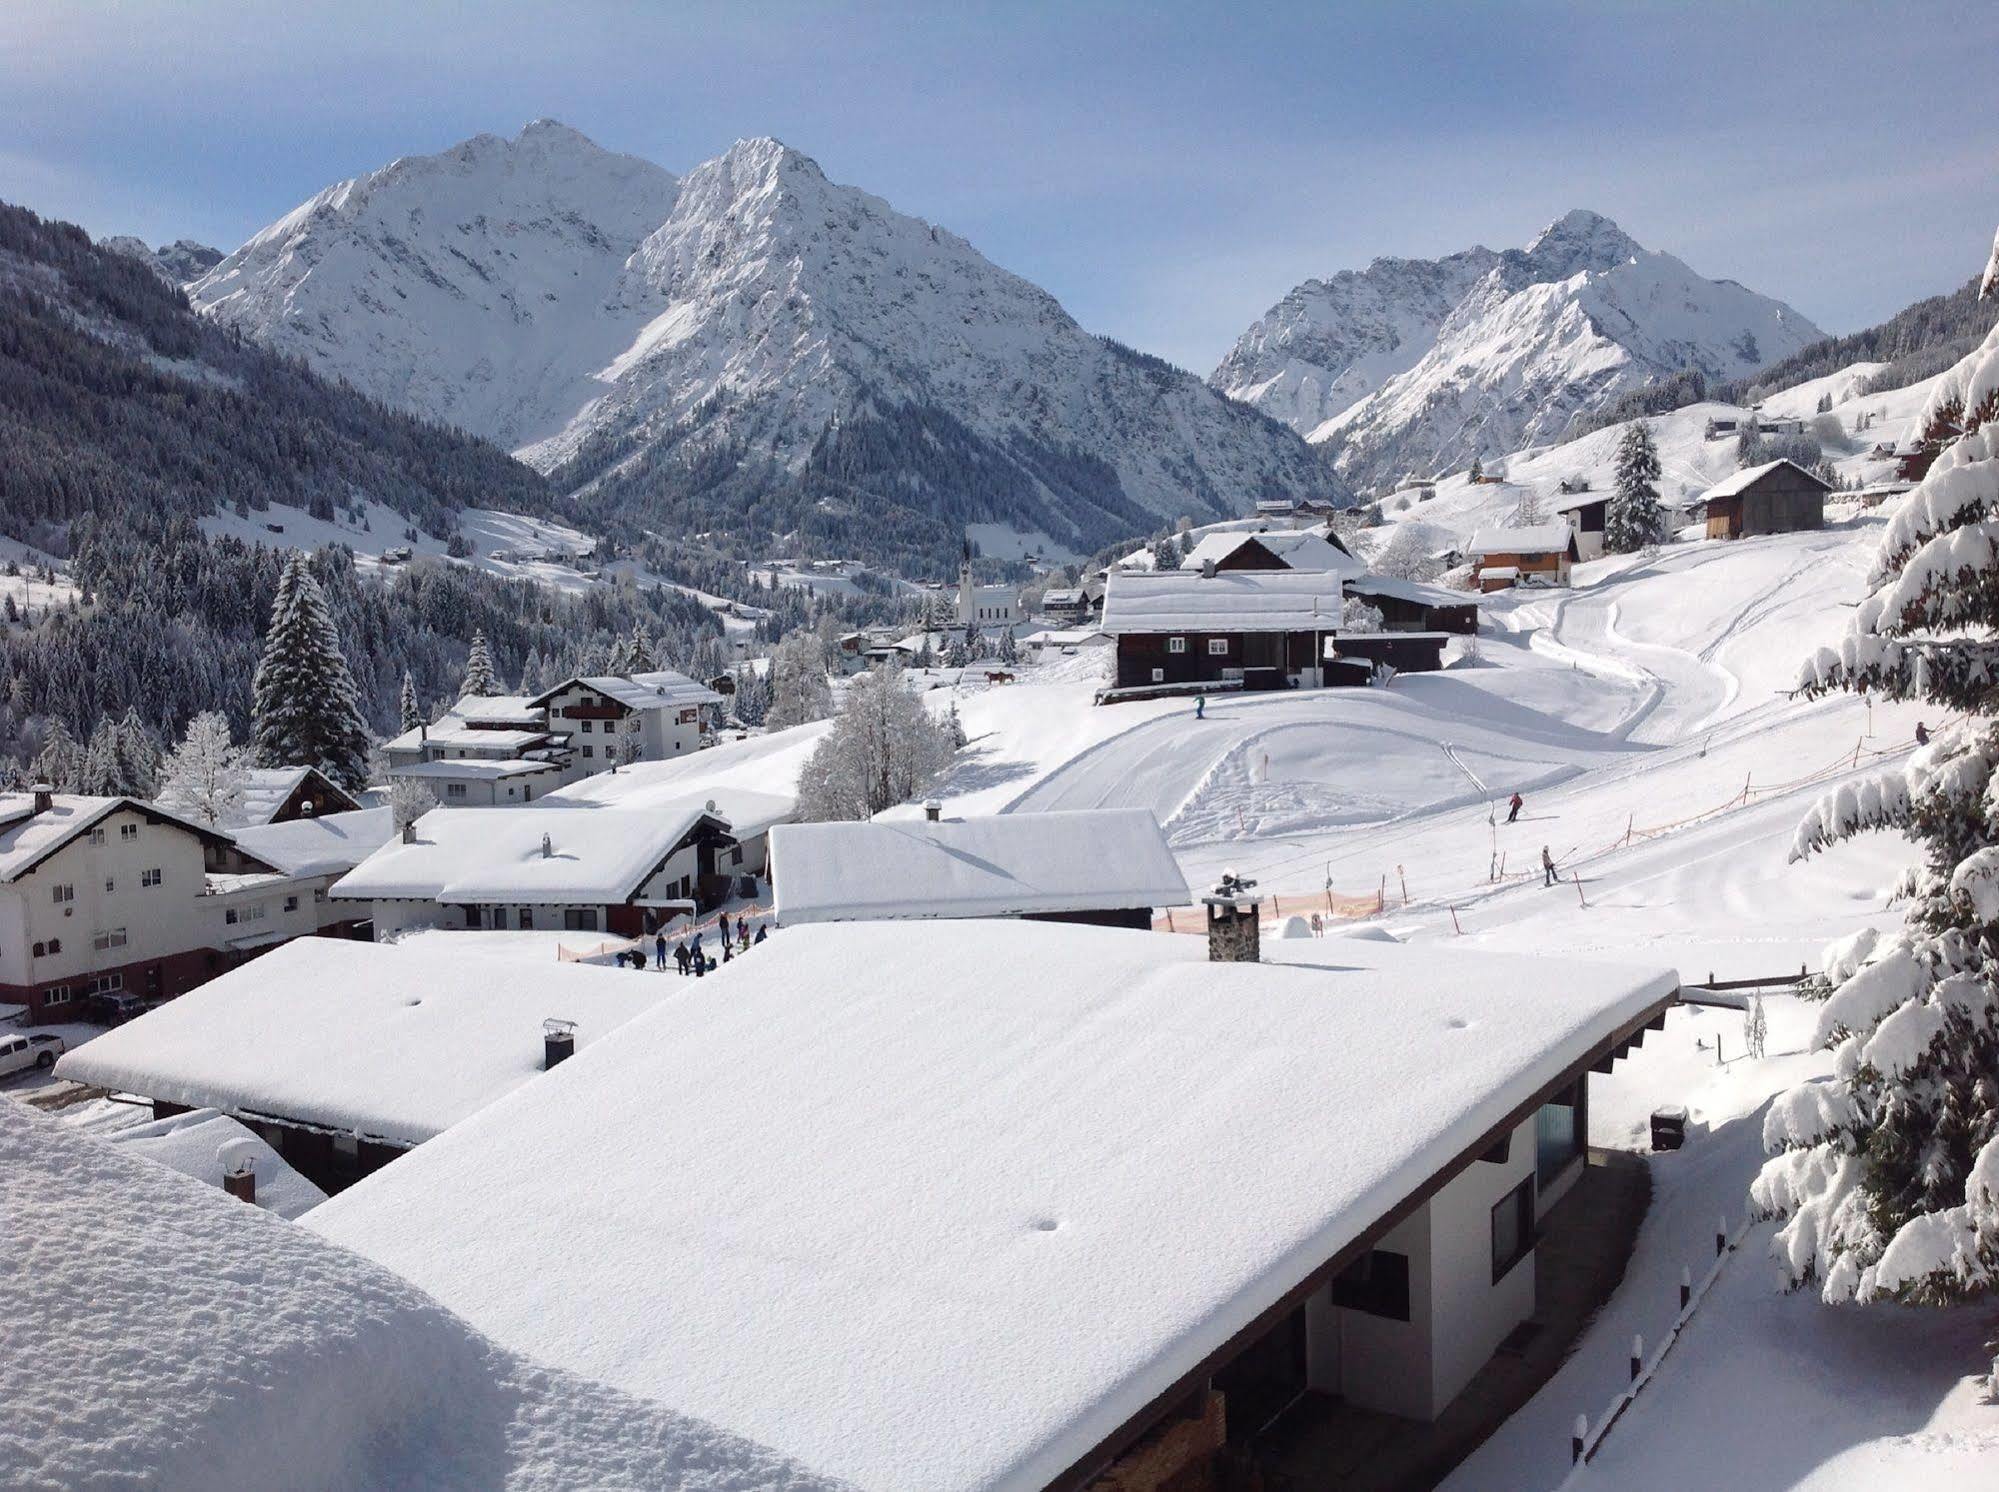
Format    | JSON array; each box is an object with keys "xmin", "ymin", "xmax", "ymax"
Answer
[
  {"xmin": 529, "ymin": 672, "xmax": 723, "ymax": 773},
  {"xmin": 226, "ymin": 766, "xmax": 361, "ymax": 827},
  {"xmin": 331, "ymin": 802, "xmax": 740, "ymax": 940},
  {"xmin": 955, "ymin": 549, "xmax": 1020, "ymax": 629},
  {"xmin": 306, "ymin": 918, "xmax": 1676, "ymax": 1492},
  {"xmin": 770, "ymin": 809, "xmax": 1188, "ymax": 929},
  {"xmin": 225, "ymin": 807, "xmax": 397, "ymax": 940}
]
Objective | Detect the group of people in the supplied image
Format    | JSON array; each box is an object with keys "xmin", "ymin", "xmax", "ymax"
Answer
[
  {"xmin": 653, "ymin": 912, "xmax": 767, "ymax": 977},
  {"xmin": 1505, "ymin": 792, "xmax": 1562, "ymax": 888}
]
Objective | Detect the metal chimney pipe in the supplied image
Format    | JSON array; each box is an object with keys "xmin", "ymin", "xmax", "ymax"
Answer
[{"xmin": 543, "ymin": 1018, "xmax": 577, "ymax": 1069}]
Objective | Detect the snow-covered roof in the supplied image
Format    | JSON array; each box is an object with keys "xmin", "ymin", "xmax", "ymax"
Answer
[
  {"xmin": 106, "ymin": 1107, "xmax": 327, "ymax": 1219},
  {"xmin": 1698, "ymin": 457, "xmax": 1833, "ymax": 500},
  {"xmin": 386, "ymin": 758, "xmax": 565, "ymax": 782},
  {"xmin": 383, "ymin": 724, "xmax": 556, "ymax": 753},
  {"xmin": 55, "ymin": 938, "xmax": 674, "ymax": 1146},
  {"xmin": 331, "ymin": 804, "xmax": 726, "ymax": 905},
  {"xmin": 770, "ymin": 810, "xmax": 1189, "ymax": 924},
  {"xmin": 1040, "ymin": 587, "xmax": 1083, "ymax": 605},
  {"xmin": 0, "ymin": 793, "xmax": 228, "ymax": 882},
  {"xmin": 534, "ymin": 670, "xmax": 722, "ymax": 712},
  {"xmin": 1346, "ymin": 573, "xmax": 1479, "ymax": 608},
  {"xmin": 1099, "ymin": 568, "xmax": 1350, "ymax": 634},
  {"xmin": 450, "ymin": 692, "xmax": 545, "ymax": 723},
  {"xmin": 227, "ymin": 807, "xmax": 395, "ymax": 879},
  {"xmin": 1549, "ymin": 488, "xmax": 1608, "ymax": 514},
  {"xmin": 1469, "ymin": 523, "xmax": 1576, "ymax": 557},
  {"xmin": 227, "ymin": 766, "xmax": 357, "ymax": 826},
  {"xmin": 0, "ymin": 1101, "xmax": 837, "ymax": 1491},
  {"xmin": 306, "ymin": 919, "xmax": 1678, "ymax": 1492},
  {"xmin": 1180, "ymin": 528, "xmax": 1360, "ymax": 574}
]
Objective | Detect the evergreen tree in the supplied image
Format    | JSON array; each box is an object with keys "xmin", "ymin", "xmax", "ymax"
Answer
[
  {"xmin": 29, "ymin": 720, "xmax": 82, "ymax": 791},
  {"xmin": 1606, "ymin": 421, "xmax": 1666, "ymax": 553},
  {"xmin": 1758, "ymin": 233, "xmax": 1999, "ymax": 1307},
  {"xmin": 398, "ymin": 671, "xmax": 421, "ymax": 733},
  {"xmin": 116, "ymin": 707, "xmax": 160, "ymax": 799},
  {"xmin": 78, "ymin": 720, "xmax": 128, "ymax": 795},
  {"xmin": 461, "ymin": 629, "xmax": 499, "ymax": 696},
  {"xmin": 155, "ymin": 711, "xmax": 252, "ymax": 825},
  {"xmin": 764, "ymin": 632, "xmax": 833, "ymax": 731},
  {"xmin": 998, "ymin": 627, "xmax": 1019, "ymax": 665},
  {"xmin": 731, "ymin": 664, "xmax": 768, "ymax": 727},
  {"xmin": 1152, "ymin": 533, "xmax": 1183, "ymax": 570},
  {"xmin": 251, "ymin": 552, "xmax": 372, "ymax": 790},
  {"xmin": 1468, "ymin": 456, "xmax": 1484, "ymax": 482}
]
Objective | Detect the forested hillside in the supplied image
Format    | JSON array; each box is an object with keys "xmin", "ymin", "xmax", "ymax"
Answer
[{"xmin": 0, "ymin": 200, "xmax": 553, "ymax": 556}]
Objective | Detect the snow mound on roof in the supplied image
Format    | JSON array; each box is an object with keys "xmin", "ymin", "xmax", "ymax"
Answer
[
  {"xmin": 107, "ymin": 1107, "xmax": 328, "ymax": 1219},
  {"xmin": 0, "ymin": 1101, "xmax": 845, "ymax": 1492}
]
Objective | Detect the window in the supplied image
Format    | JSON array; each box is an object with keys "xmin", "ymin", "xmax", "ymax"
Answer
[
  {"xmin": 283, "ymin": 895, "xmax": 299, "ymax": 913},
  {"xmin": 1167, "ymin": 636, "xmax": 1188, "ymax": 654},
  {"xmin": 580, "ymin": 719, "xmax": 593, "ymax": 733},
  {"xmin": 86, "ymin": 972, "xmax": 124, "ymax": 996},
  {"xmin": 141, "ymin": 869, "xmax": 161, "ymax": 888},
  {"xmin": 88, "ymin": 827, "xmax": 106, "ymax": 846},
  {"xmin": 445, "ymin": 783, "xmax": 468, "ymax": 799},
  {"xmin": 31, "ymin": 941, "xmax": 44, "ymax": 958},
  {"xmin": 43, "ymin": 986, "xmax": 70, "ymax": 1007},
  {"xmin": 562, "ymin": 909, "xmax": 599, "ymax": 932},
  {"xmin": 90, "ymin": 928, "xmax": 127, "ymax": 952},
  {"xmin": 52, "ymin": 883, "xmax": 74, "ymax": 905},
  {"xmin": 314, "ymin": 888, "xmax": 327, "ymax": 904},
  {"xmin": 1208, "ymin": 638, "xmax": 1230, "ymax": 655},
  {"xmin": 1331, "ymin": 1249, "xmax": 1411, "ymax": 1321},
  {"xmin": 224, "ymin": 908, "xmax": 236, "ymax": 925},
  {"xmin": 582, "ymin": 744, "xmax": 594, "ymax": 759},
  {"xmin": 1492, "ymin": 1177, "xmax": 1536, "ymax": 1283},
  {"xmin": 46, "ymin": 938, "xmax": 60, "ymax": 955},
  {"xmin": 1150, "ymin": 667, "xmax": 1165, "ymax": 683},
  {"xmin": 104, "ymin": 878, "xmax": 115, "ymax": 893},
  {"xmin": 1536, "ymin": 1082, "xmax": 1583, "ymax": 1184},
  {"xmin": 518, "ymin": 908, "xmax": 534, "ymax": 930},
  {"xmin": 730, "ymin": 846, "xmax": 744, "ymax": 866},
  {"xmin": 120, "ymin": 823, "xmax": 138, "ymax": 842}
]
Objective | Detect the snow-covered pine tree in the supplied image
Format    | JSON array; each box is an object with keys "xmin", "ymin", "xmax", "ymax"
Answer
[
  {"xmin": 1340, "ymin": 596, "xmax": 1386, "ymax": 633},
  {"xmin": 78, "ymin": 720, "xmax": 127, "ymax": 795},
  {"xmin": 764, "ymin": 632, "xmax": 833, "ymax": 731},
  {"xmin": 155, "ymin": 711, "xmax": 252, "ymax": 825},
  {"xmin": 1606, "ymin": 421, "xmax": 1666, "ymax": 554},
  {"xmin": 1153, "ymin": 533, "xmax": 1183, "ymax": 570},
  {"xmin": 732, "ymin": 664, "xmax": 767, "ymax": 727},
  {"xmin": 461, "ymin": 629, "xmax": 499, "ymax": 696},
  {"xmin": 944, "ymin": 633, "xmax": 970, "ymax": 669},
  {"xmin": 1758, "ymin": 232, "xmax": 1999, "ymax": 1307},
  {"xmin": 796, "ymin": 662, "xmax": 958, "ymax": 821},
  {"xmin": 388, "ymin": 777, "xmax": 437, "ymax": 833},
  {"xmin": 251, "ymin": 552, "xmax": 373, "ymax": 790},
  {"xmin": 115, "ymin": 707, "xmax": 160, "ymax": 798},
  {"xmin": 998, "ymin": 627, "xmax": 1019, "ymax": 665},
  {"xmin": 398, "ymin": 671, "xmax": 421, "ymax": 733},
  {"xmin": 29, "ymin": 719, "xmax": 82, "ymax": 791},
  {"xmin": 1469, "ymin": 456, "xmax": 1484, "ymax": 483}
]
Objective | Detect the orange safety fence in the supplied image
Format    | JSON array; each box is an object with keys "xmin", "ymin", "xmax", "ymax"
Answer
[
  {"xmin": 555, "ymin": 905, "xmax": 775, "ymax": 961},
  {"xmin": 1153, "ymin": 888, "xmax": 1387, "ymax": 933}
]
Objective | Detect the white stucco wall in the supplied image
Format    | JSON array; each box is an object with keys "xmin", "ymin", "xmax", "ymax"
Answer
[
  {"xmin": 1427, "ymin": 1114, "xmax": 1538, "ymax": 1414},
  {"xmin": 1318, "ymin": 1204, "xmax": 1433, "ymax": 1419}
]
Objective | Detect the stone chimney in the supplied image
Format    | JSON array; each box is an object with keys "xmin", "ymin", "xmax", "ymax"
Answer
[
  {"xmin": 1201, "ymin": 558, "xmax": 1217, "ymax": 579},
  {"xmin": 28, "ymin": 782, "xmax": 53, "ymax": 815},
  {"xmin": 543, "ymin": 1018, "xmax": 577, "ymax": 1069},
  {"xmin": 222, "ymin": 1165, "xmax": 256, "ymax": 1205},
  {"xmin": 924, "ymin": 799, "xmax": 942, "ymax": 822},
  {"xmin": 1203, "ymin": 871, "xmax": 1261, "ymax": 963},
  {"xmin": 400, "ymin": 818, "xmax": 417, "ymax": 844}
]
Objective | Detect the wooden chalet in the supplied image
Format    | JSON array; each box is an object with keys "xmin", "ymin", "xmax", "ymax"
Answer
[
  {"xmin": 1697, "ymin": 459, "xmax": 1830, "ymax": 540},
  {"xmin": 1468, "ymin": 525, "xmax": 1579, "ymax": 591}
]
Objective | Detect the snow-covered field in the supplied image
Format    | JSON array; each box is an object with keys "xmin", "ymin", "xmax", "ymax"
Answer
[{"xmin": 197, "ymin": 498, "xmax": 602, "ymax": 588}]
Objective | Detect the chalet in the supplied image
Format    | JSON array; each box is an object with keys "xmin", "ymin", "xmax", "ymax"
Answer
[
  {"xmin": 1039, "ymin": 587, "xmax": 1098, "ymax": 624},
  {"xmin": 1345, "ymin": 574, "xmax": 1480, "ymax": 634},
  {"xmin": 1552, "ymin": 488, "xmax": 1610, "ymax": 560},
  {"xmin": 55, "ymin": 938, "xmax": 669, "ymax": 1192},
  {"xmin": 1099, "ymin": 568, "xmax": 1350, "ymax": 692},
  {"xmin": 530, "ymin": 671, "xmax": 723, "ymax": 772},
  {"xmin": 1896, "ymin": 445, "xmax": 1941, "ymax": 484},
  {"xmin": 330, "ymin": 802, "xmax": 740, "ymax": 939},
  {"xmin": 769, "ymin": 808, "xmax": 1189, "ymax": 930},
  {"xmin": 381, "ymin": 692, "xmax": 573, "ymax": 802},
  {"xmin": 224, "ymin": 807, "xmax": 395, "ymax": 943},
  {"xmin": 226, "ymin": 766, "xmax": 361, "ymax": 827},
  {"xmin": 1851, "ymin": 481, "xmax": 1914, "ymax": 509},
  {"xmin": 1468, "ymin": 524, "xmax": 1578, "ymax": 591},
  {"xmin": 304, "ymin": 916, "xmax": 1678, "ymax": 1492},
  {"xmin": 1179, "ymin": 527, "xmax": 1362, "ymax": 576},
  {"xmin": 0, "ymin": 789, "xmax": 272, "ymax": 1024},
  {"xmin": 1697, "ymin": 459, "xmax": 1831, "ymax": 540}
]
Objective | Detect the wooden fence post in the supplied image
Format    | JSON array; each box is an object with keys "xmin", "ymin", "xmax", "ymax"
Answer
[
  {"xmin": 1397, "ymin": 865, "xmax": 1408, "ymax": 904},
  {"xmin": 1573, "ymin": 871, "xmax": 1588, "ymax": 908}
]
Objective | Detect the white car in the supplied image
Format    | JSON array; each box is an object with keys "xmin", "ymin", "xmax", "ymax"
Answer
[{"xmin": 0, "ymin": 1031, "xmax": 65, "ymax": 1079}]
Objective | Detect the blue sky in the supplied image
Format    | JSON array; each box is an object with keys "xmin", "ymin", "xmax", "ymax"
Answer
[{"xmin": 4, "ymin": 1, "xmax": 1994, "ymax": 372}]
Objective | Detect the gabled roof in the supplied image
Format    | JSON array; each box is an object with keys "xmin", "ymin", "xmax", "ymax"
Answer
[
  {"xmin": 770, "ymin": 809, "xmax": 1189, "ymax": 924},
  {"xmin": 1468, "ymin": 523, "xmax": 1577, "ymax": 558},
  {"xmin": 1346, "ymin": 574, "xmax": 1480, "ymax": 608},
  {"xmin": 1549, "ymin": 488, "xmax": 1608, "ymax": 515},
  {"xmin": 1699, "ymin": 457, "xmax": 1834, "ymax": 501},
  {"xmin": 386, "ymin": 758, "xmax": 566, "ymax": 782},
  {"xmin": 305, "ymin": 919, "xmax": 1677, "ymax": 1492},
  {"xmin": 331, "ymin": 804, "xmax": 729, "ymax": 905},
  {"xmin": 1180, "ymin": 527, "xmax": 1361, "ymax": 574},
  {"xmin": 54, "ymin": 938, "xmax": 678, "ymax": 1150},
  {"xmin": 0, "ymin": 794, "xmax": 232, "ymax": 883},
  {"xmin": 228, "ymin": 766, "xmax": 360, "ymax": 827},
  {"xmin": 531, "ymin": 670, "xmax": 722, "ymax": 712},
  {"xmin": 227, "ymin": 807, "xmax": 396, "ymax": 879},
  {"xmin": 1100, "ymin": 568, "xmax": 1349, "ymax": 634}
]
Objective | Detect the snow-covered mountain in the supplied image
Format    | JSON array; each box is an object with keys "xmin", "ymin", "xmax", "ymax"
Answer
[
  {"xmin": 1214, "ymin": 210, "xmax": 1824, "ymax": 492},
  {"xmin": 99, "ymin": 234, "xmax": 223, "ymax": 286},
  {"xmin": 191, "ymin": 123, "xmax": 1335, "ymax": 564}
]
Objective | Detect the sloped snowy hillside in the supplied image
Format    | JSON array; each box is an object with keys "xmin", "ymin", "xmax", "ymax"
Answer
[
  {"xmin": 1216, "ymin": 210, "xmax": 1824, "ymax": 492},
  {"xmin": 192, "ymin": 123, "xmax": 1336, "ymax": 563}
]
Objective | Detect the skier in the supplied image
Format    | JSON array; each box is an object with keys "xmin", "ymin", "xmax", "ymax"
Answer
[
  {"xmin": 738, "ymin": 921, "xmax": 751, "ymax": 952},
  {"xmin": 1309, "ymin": 912, "xmax": 1324, "ymax": 938},
  {"xmin": 1507, "ymin": 792, "xmax": 1523, "ymax": 824},
  {"xmin": 673, "ymin": 940, "xmax": 691, "ymax": 977},
  {"xmin": 691, "ymin": 932, "xmax": 705, "ymax": 970},
  {"xmin": 1195, "ymin": 694, "xmax": 1206, "ymax": 720},
  {"xmin": 1541, "ymin": 845, "xmax": 1557, "ymax": 888},
  {"xmin": 1915, "ymin": 721, "xmax": 1930, "ymax": 747},
  {"xmin": 654, "ymin": 931, "xmax": 668, "ymax": 970}
]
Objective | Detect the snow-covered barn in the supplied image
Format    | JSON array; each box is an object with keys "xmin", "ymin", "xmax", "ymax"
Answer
[
  {"xmin": 305, "ymin": 918, "xmax": 1678, "ymax": 1492},
  {"xmin": 329, "ymin": 802, "xmax": 740, "ymax": 938},
  {"xmin": 1100, "ymin": 568, "xmax": 1351, "ymax": 692},
  {"xmin": 769, "ymin": 808, "xmax": 1189, "ymax": 929},
  {"xmin": 1696, "ymin": 458, "xmax": 1831, "ymax": 539},
  {"xmin": 1344, "ymin": 574, "xmax": 1480, "ymax": 634},
  {"xmin": 54, "ymin": 937, "xmax": 670, "ymax": 1191}
]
